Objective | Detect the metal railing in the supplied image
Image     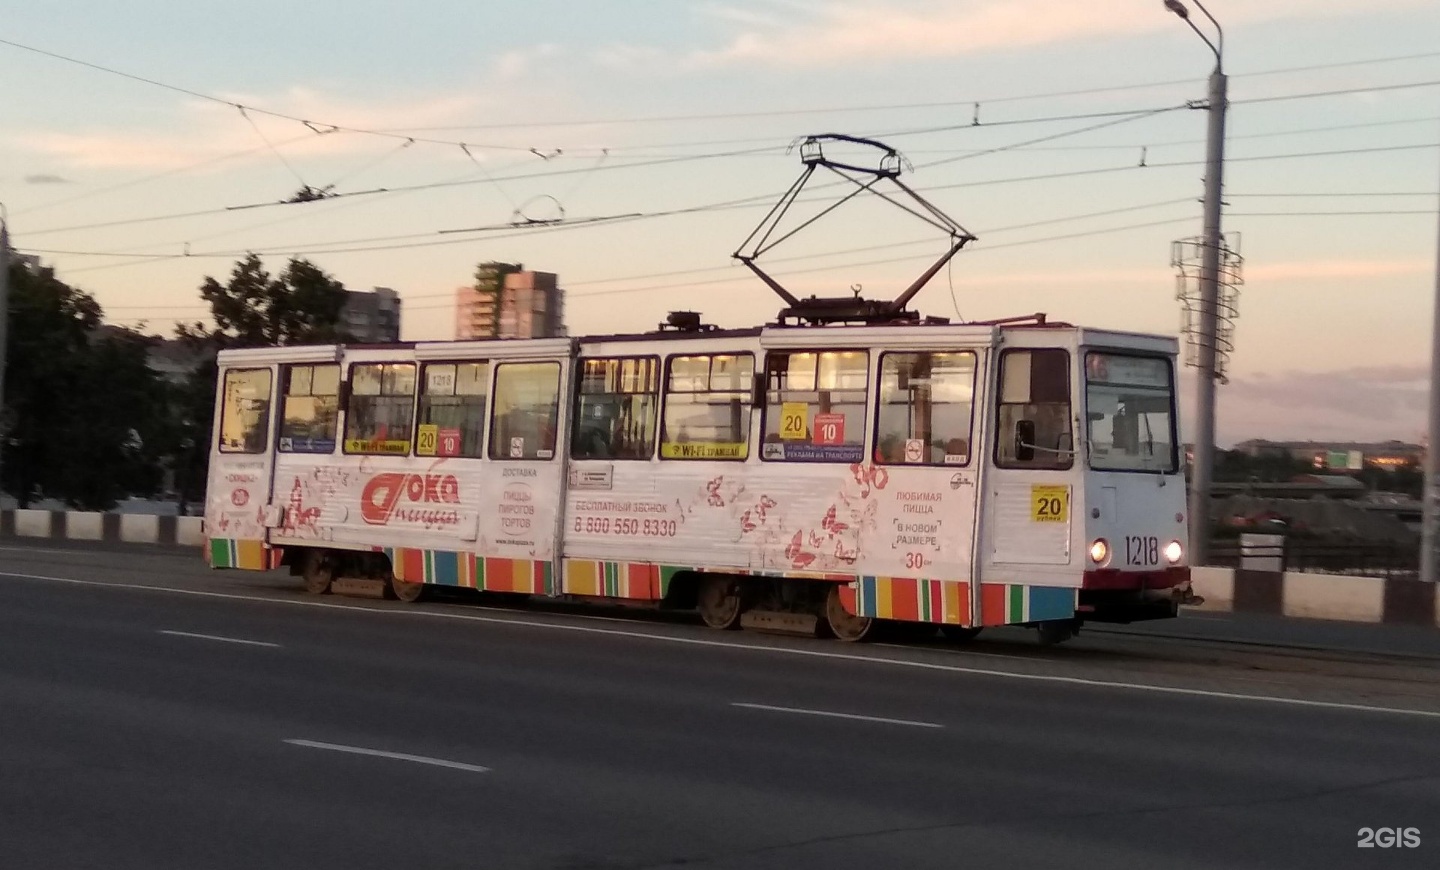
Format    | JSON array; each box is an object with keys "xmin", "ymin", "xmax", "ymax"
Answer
[{"xmin": 1208, "ymin": 537, "xmax": 1420, "ymax": 580}]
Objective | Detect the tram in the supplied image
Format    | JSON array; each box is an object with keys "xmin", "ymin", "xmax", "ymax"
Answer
[{"xmin": 202, "ymin": 135, "xmax": 1190, "ymax": 645}]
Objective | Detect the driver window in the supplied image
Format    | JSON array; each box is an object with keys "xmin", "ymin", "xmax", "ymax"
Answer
[{"xmin": 995, "ymin": 348, "xmax": 1072, "ymax": 470}]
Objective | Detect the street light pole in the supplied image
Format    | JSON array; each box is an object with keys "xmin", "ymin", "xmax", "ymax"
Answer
[
  {"xmin": 0, "ymin": 206, "xmax": 10, "ymax": 487},
  {"xmin": 1166, "ymin": 0, "xmax": 1227, "ymax": 567},
  {"xmin": 1422, "ymin": 142, "xmax": 1440, "ymax": 584}
]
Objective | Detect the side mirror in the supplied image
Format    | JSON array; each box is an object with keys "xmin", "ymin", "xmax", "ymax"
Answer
[{"xmin": 1014, "ymin": 419, "xmax": 1036, "ymax": 462}]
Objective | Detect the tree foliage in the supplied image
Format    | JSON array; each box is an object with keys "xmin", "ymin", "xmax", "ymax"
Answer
[
  {"xmin": 179, "ymin": 253, "xmax": 349, "ymax": 348},
  {"xmin": 168, "ymin": 255, "xmax": 350, "ymax": 512},
  {"xmin": 2, "ymin": 263, "xmax": 168, "ymax": 509}
]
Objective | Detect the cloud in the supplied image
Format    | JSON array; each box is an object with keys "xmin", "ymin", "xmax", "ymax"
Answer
[
  {"xmin": 591, "ymin": 43, "xmax": 669, "ymax": 72},
  {"xmin": 490, "ymin": 43, "xmax": 561, "ymax": 82},
  {"xmin": 673, "ymin": 0, "xmax": 1430, "ymax": 69},
  {"xmin": 23, "ymin": 173, "xmax": 71, "ymax": 184},
  {"xmin": 11, "ymin": 88, "xmax": 488, "ymax": 172},
  {"xmin": 1180, "ymin": 364, "xmax": 1428, "ymax": 445},
  {"xmin": 8, "ymin": 40, "xmax": 572, "ymax": 174}
]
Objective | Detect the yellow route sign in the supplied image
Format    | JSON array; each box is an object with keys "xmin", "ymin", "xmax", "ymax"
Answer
[
  {"xmin": 780, "ymin": 402, "xmax": 808, "ymax": 440},
  {"xmin": 1030, "ymin": 485, "xmax": 1069, "ymax": 523}
]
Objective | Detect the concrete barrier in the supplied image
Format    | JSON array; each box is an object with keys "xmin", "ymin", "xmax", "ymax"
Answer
[
  {"xmin": 1188, "ymin": 565, "xmax": 1437, "ymax": 628},
  {"xmin": 176, "ymin": 517, "xmax": 205, "ymax": 547},
  {"xmin": 119, "ymin": 513, "xmax": 160, "ymax": 544},
  {"xmin": 0, "ymin": 508, "xmax": 203, "ymax": 548},
  {"xmin": 67, "ymin": 512, "xmax": 105, "ymax": 541},
  {"xmin": 14, "ymin": 509, "xmax": 52, "ymax": 538}
]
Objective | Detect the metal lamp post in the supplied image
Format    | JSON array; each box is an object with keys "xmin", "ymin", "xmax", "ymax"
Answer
[
  {"xmin": 1166, "ymin": 0, "xmax": 1227, "ymax": 567},
  {"xmin": 1422, "ymin": 145, "xmax": 1440, "ymax": 584},
  {"xmin": 0, "ymin": 205, "xmax": 10, "ymax": 487}
]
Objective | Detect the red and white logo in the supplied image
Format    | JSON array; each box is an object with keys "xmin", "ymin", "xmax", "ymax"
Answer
[{"xmin": 361, "ymin": 473, "xmax": 461, "ymax": 525}]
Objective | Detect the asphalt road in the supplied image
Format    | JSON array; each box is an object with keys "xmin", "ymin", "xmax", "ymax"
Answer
[{"xmin": 2, "ymin": 540, "xmax": 1438, "ymax": 869}]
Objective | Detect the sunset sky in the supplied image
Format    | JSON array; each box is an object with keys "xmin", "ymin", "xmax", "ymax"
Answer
[{"xmin": 2, "ymin": 1, "xmax": 1437, "ymax": 446}]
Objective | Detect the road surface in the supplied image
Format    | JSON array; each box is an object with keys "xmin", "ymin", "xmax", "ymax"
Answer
[{"xmin": 2, "ymin": 540, "xmax": 1437, "ymax": 869}]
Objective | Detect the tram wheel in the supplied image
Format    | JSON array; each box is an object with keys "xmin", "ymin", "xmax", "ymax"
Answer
[
  {"xmin": 697, "ymin": 576, "xmax": 743, "ymax": 630},
  {"xmin": 823, "ymin": 585, "xmax": 877, "ymax": 642},
  {"xmin": 939, "ymin": 625, "xmax": 983, "ymax": 644},
  {"xmin": 300, "ymin": 550, "xmax": 334, "ymax": 596},
  {"xmin": 388, "ymin": 573, "xmax": 427, "ymax": 603}
]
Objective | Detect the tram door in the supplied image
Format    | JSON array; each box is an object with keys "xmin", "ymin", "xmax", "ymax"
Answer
[
  {"xmin": 205, "ymin": 363, "xmax": 280, "ymax": 564},
  {"xmin": 475, "ymin": 351, "xmax": 573, "ymax": 596},
  {"xmin": 979, "ymin": 347, "xmax": 1079, "ymax": 619}
]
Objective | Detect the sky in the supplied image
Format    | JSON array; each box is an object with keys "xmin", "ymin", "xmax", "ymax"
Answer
[{"xmin": 1, "ymin": 0, "xmax": 1438, "ymax": 447}]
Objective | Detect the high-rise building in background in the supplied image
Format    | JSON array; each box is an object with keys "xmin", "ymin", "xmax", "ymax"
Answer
[
  {"xmin": 455, "ymin": 262, "xmax": 565, "ymax": 340},
  {"xmin": 341, "ymin": 286, "xmax": 402, "ymax": 343},
  {"xmin": 456, "ymin": 261, "xmax": 520, "ymax": 339}
]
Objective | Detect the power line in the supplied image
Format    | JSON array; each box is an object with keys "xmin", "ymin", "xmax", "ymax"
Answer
[
  {"xmin": 1235, "ymin": 49, "xmax": 1440, "ymax": 79},
  {"xmin": 22, "ymin": 74, "xmax": 1440, "ymax": 240},
  {"xmin": 0, "ymin": 36, "xmax": 533, "ymax": 153},
  {"xmin": 11, "ymin": 105, "xmax": 1185, "ymax": 241},
  {"xmin": 91, "ymin": 198, "xmax": 1198, "ymax": 310},
  {"xmin": 388, "ymin": 216, "xmax": 1201, "ymax": 311},
  {"xmin": 910, "ymin": 106, "xmax": 1186, "ymax": 170},
  {"xmin": 10, "ymin": 132, "xmax": 323, "ymax": 218},
  {"xmin": 363, "ymin": 49, "xmax": 1440, "ymax": 134},
  {"xmin": 1229, "ymin": 210, "xmax": 1435, "ymax": 216},
  {"xmin": 32, "ymin": 134, "xmax": 1439, "ymax": 264},
  {"xmin": 23, "ymin": 104, "xmax": 1184, "ymax": 238},
  {"xmin": 889, "ymin": 115, "xmax": 1440, "ymax": 156},
  {"xmin": 19, "ymin": 143, "xmax": 786, "ymax": 237},
  {"xmin": 1229, "ymin": 191, "xmax": 1438, "ymax": 197},
  {"xmin": 1233, "ymin": 79, "xmax": 1440, "ymax": 107}
]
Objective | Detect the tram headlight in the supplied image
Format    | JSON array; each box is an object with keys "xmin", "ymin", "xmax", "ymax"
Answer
[
  {"xmin": 1164, "ymin": 540, "xmax": 1184, "ymax": 564},
  {"xmin": 1088, "ymin": 538, "xmax": 1110, "ymax": 565}
]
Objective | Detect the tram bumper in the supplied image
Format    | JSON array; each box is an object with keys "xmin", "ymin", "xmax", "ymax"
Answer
[{"xmin": 1077, "ymin": 567, "xmax": 1189, "ymax": 623}]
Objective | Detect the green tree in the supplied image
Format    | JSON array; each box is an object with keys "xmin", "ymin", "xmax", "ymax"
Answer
[
  {"xmin": 2, "ymin": 263, "xmax": 167, "ymax": 509},
  {"xmin": 168, "ymin": 255, "xmax": 349, "ymax": 513},
  {"xmin": 179, "ymin": 253, "xmax": 349, "ymax": 348}
]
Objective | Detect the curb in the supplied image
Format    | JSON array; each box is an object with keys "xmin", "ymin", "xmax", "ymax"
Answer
[
  {"xmin": 1188, "ymin": 566, "xmax": 1439, "ymax": 628},
  {"xmin": 0, "ymin": 509, "xmax": 204, "ymax": 548}
]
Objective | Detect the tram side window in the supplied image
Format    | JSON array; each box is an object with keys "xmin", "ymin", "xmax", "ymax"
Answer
[
  {"xmin": 343, "ymin": 363, "xmax": 417, "ymax": 455},
  {"xmin": 417, "ymin": 362, "xmax": 488, "ymax": 458},
  {"xmin": 995, "ymin": 349, "xmax": 1073, "ymax": 470},
  {"xmin": 278, "ymin": 364, "xmax": 340, "ymax": 453},
  {"xmin": 660, "ymin": 353, "xmax": 754, "ymax": 461},
  {"xmin": 761, "ymin": 351, "xmax": 867, "ymax": 463},
  {"xmin": 875, "ymin": 352, "xmax": 976, "ymax": 466},
  {"xmin": 488, "ymin": 362, "xmax": 561, "ymax": 460},
  {"xmin": 573, "ymin": 357, "xmax": 660, "ymax": 460},
  {"xmin": 218, "ymin": 368, "xmax": 273, "ymax": 454}
]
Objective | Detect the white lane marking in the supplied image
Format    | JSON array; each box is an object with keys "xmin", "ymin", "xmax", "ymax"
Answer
[
  {"xmin": 284, "ymin": 739, "xmax": 490, "ymax": 773},
  {"xmin": 8, "ymin": 569, "xmax": 1440, "ymax": 721},
  {"xmin": 158, "ymin": 629, "xmax": 280, "ymax": 648},
  {"xmin": 734, "ymin": 702, "xmax": 943, "ymax": 729}
]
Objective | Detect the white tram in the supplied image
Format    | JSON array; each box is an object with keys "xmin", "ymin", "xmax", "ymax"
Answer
[
  {"xmin": 203, "ymin": 133, "xmax": 1190, "ymax": 645},
  {"xmin": 203, "ymin": 312, "xmax": 1190, "ymax": 644}
]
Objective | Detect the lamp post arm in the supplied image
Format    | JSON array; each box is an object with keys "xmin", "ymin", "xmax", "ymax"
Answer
[{"xmin": 1191, "ymin": 0, "xmax": 1225, "ymax": 70}]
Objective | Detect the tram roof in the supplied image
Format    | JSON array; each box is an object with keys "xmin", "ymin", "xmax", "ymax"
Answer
[{"xmin": 216, "ymin": 316, "xmax": 1174, "ymax": 365}]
